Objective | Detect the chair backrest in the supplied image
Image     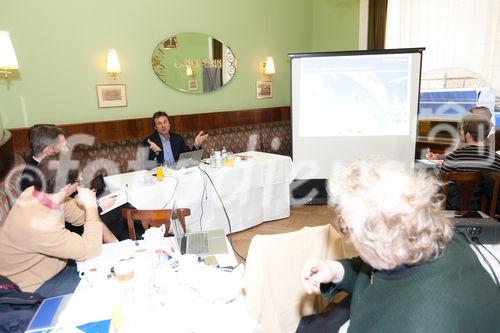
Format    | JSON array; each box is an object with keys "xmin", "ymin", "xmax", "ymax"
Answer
[
  {"xmin": 488, "ymin": 172, "xmax": 500, "ymax": 218},
  {"xmin": 440, "ymin": 171, "xmax": 486, "ymax": 212},
  {"xmin": 243, "ymin": 225, "xmax": 347, "ymax": 333},
  {"xmin": 121, "ymin": 208, "xmax": 190, "ymax": 241}
]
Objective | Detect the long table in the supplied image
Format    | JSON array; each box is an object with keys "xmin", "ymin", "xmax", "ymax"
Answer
[{"xmin": 104, "ymin": 151, "xmax": 295, "ymax": 233}]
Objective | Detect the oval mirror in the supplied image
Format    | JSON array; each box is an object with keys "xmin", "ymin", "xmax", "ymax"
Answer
[{"xmin": 152, "ymin": 32, "xmax": 237, "ymax": 93}]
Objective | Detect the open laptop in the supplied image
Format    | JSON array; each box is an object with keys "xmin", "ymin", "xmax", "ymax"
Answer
[
  {"xmin": 172, "ymin": 149, "xmax": 203, "ymax": 170},
  {"xmin": 170, "ymin": 205, "xmax": 228, "ymax": 256}
]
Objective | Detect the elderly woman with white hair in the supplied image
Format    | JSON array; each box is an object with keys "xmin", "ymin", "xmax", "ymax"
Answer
[{"xmin": 300, "ymin": 160, "xmax": 500, "ymax": 333}]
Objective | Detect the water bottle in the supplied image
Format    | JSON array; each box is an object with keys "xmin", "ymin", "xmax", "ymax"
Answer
[
  {"xmin": 221, "ymin": 146, "xmax": 227, "ymax": 161},
  {"xmin": 210, "ymin": 148, "xmax": 216, "ymax": 168},
  {"xmin": 215, "ymin": 151, "xmax": 222, "ymax": 168}
]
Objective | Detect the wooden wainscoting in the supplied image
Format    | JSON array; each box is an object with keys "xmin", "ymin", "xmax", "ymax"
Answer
[{"xmin": 7, "ymin": 106, "xmax": 290, "ymax": 154}]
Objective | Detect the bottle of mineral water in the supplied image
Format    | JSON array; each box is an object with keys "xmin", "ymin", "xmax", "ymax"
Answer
[{"xmin": 221, "ymin": 146, "xmax": 227, "ymax": 161}]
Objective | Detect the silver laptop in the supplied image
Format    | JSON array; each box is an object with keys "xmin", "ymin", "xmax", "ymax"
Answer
[
  {"xmin": 170, "ymin": 205, "xmax": 228, "ymax": 256},
  {"xmin": 172, "ymin": 150, "xmax": 203, "ymax": 170}
]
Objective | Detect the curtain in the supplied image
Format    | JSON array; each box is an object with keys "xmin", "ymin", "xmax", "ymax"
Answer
[
  {"xmin": 386, "ymin": 0, "xmax": 500, "ymax": 92},
  {"xmin": 367, "ymin": 0, "xmax": 389, "ymax": 49},
  {"xmin": 203, "ymin": 67, "xmax": 221, "ymax": 93}
]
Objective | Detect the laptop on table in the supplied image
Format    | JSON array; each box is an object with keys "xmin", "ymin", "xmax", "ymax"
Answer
[
  {"xmin": 170, "ymin": 205, "xmax": 228, "ymax": 256},
  {"xmin": 171, "ymin": 149, "xmax": 203, "ymax": 170}
]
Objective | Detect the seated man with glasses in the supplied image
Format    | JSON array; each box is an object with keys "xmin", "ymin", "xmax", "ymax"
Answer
[
  {"xmin": 0, "ymin": 155, "xmax": 105, "ymax": 298},
  {"xmin": 20, "ymin": 124, "xmax": 121, "ymax": 241}
]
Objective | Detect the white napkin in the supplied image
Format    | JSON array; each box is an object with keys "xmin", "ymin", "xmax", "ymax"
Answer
[{"xmin": 142, "ymin": 225, "xmax": 165, "ymax": 250}]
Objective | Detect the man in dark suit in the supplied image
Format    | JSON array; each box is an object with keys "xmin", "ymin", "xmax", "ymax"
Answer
[{"xmin": 143, "ymin": 111, "xmax": 208, "ymax": 166}]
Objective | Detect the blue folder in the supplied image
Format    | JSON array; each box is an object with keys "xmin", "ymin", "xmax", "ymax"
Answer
[{"xmin": 26, "ymin": 294, "xmax": 110, "ymax": 333}]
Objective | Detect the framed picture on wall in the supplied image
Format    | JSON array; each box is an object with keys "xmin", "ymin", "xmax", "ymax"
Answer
[
  {"xmin": 96, "ymin": 84, "xmax": 127, "ymax": 108},
  {"xmin": 256, "ymin": 80, "xmax": 272, "ymax": 99}
]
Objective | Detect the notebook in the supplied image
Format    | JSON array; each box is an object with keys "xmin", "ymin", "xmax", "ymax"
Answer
[
  {"xmin": 170, "ymin": 204, "xmax": 228, "ymax": 256},
  {"xmin": 171, "ymin": 150, "xmax": 203, "ymax": 170}
]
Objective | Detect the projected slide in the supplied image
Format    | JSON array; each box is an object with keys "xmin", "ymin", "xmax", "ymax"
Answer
[{"xmin": 299, "ymin": 54, "xmax": 411, "ymax": 137}]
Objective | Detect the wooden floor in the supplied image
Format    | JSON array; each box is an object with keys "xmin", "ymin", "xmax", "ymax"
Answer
[{"xmin": 228, "ymin": 205, "xmax": 356, "ymax": 264}]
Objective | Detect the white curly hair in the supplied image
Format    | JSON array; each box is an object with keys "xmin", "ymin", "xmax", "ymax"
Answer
[{"xmin": 329, "ymin": 158, "xmax": 453, "ymax": 270}]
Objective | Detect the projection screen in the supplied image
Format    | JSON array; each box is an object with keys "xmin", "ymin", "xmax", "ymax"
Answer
[{"xmin": 289, "ymin": 49, "xmax": 424, "ymax": 180}]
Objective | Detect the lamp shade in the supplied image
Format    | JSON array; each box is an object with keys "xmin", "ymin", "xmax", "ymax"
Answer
[
  {"xmin": 106, "ymin": 49, "xmax": 121, "ymax": 74},
  {"xmin": 0, "ymin": 31, "xmax": 19, "ymax": 70},
  {"xmin": 264, "ymin": 56, "xmax": 275, "ymax": 75}
]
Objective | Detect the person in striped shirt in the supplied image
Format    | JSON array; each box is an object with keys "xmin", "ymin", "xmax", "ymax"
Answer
[
  {"xmin": 440, "ymin": 113, "xmax": 500, "ymax": 210},
  {"xmin": 426, "ymin": 106, "xmax": 494, "ymax": 162}
]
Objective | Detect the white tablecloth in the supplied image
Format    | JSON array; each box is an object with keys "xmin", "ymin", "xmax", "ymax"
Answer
[
  {"xmin": 59, "ymin": 239, "xmax": 255, "ymax": 333},
  {"xmin": 104, "ymin": 151, "xmax": 295, "ymax": 233}
]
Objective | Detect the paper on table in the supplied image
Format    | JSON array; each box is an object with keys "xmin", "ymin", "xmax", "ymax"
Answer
[
  {"xmin": 76, "ymin": 239, "xmax": 135, "ymax": 272},
  {"xmin": 98, "ymin": 189, "xmax": 127, "ymax": 215},
  {"xmin": 214, "ymin": 238, "xmax": 238, "ymax": 268},
  {"xmin": 415, "ymin": 158, "xmax": 439, "ymax": 166}
]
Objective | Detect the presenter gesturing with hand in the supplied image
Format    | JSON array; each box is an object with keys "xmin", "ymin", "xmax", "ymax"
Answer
[
  {"xmin": 147, "ymin": 139, "xmax": 162, "ymax": 154},
  {"xmin": 194, "ymin": 130, "xmax": 209, "ymax": 148}
]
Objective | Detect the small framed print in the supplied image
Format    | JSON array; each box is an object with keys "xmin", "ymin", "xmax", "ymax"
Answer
[
  {"xmin": 96, "ymin": 84, "xmax": 127, "ymax": 108},
  {"xmin": 188, "ymin": 80, "xmax": 198, "ymax": 91},
  {"xmin": 256, "ymin": 80, "xmax": 272, "ymax": 99}
]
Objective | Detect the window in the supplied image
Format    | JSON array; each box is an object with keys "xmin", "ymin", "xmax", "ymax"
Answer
[{"xmin": 385, "ymin": 0, "xmax": 500, "ymax": 92}]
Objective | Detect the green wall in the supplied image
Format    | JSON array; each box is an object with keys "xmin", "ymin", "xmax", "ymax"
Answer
[
  {"xmin": 313, "ymin": 0, "xmax": 360, "ymax": 51},
  {"xmin": 0, "ymin": 0, "xmax": 359, "ymax": 129}
]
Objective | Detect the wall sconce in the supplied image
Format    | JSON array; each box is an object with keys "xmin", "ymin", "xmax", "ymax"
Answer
[
  {"xmin": 262, "ymin": 56, "xmax": 275, "ymax": 80},
  {"xmin": 106, "ymin": 49, "xmax": 121, "ymax": 80},
  {"xmin": 0, "ymin": 31, "xmax": 19, "ymax": 79}
]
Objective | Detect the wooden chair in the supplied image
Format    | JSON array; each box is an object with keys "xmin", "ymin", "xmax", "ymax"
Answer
[
  {"xmin": 440, "ymin": 171, "xmax": 487, "ymax": 212},
  {"xmin": 488, "ymin": 172, "xmax": 500, "ymax": 218},
  {"xmin": 121, "ymin": 208, "xmax": 190, "ymax": 241}
]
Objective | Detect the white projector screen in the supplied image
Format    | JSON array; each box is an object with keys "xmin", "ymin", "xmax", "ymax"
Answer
[{"xmin": 290, "ymin": 49, "xmax": 423, "ymax": 179}]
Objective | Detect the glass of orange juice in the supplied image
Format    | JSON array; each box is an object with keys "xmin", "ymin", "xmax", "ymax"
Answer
[
  {"xmin": 224, "ymin": 153, "xmax": 234, "ymax": 167},
  {"xmin": 156, "ymin": 163, "xmax": 164, "ymax": 181}
]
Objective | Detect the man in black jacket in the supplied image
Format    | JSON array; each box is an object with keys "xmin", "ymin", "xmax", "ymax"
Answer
[
  {"xmin": 19, "ymin": 124, "xmax": 120, "ymax": 242},
  {"xmin": 143, "ymin": 111, "xmax": 208, "ymax": 166}
]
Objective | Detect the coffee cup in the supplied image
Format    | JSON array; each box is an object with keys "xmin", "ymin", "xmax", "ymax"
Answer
[{"xmin": 114, "ymin": 260, "xmax": 134, "ymax": 282}]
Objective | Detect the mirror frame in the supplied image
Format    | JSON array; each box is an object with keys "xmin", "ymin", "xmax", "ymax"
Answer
[{"xmin": 151, "ymin": 32, "xmax": 237, "ymax": 93}]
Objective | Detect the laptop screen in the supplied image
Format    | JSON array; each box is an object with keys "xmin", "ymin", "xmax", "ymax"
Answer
[{"xmin": 175, "ymin": 150, "xmax": 203, "ymax": 169}]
